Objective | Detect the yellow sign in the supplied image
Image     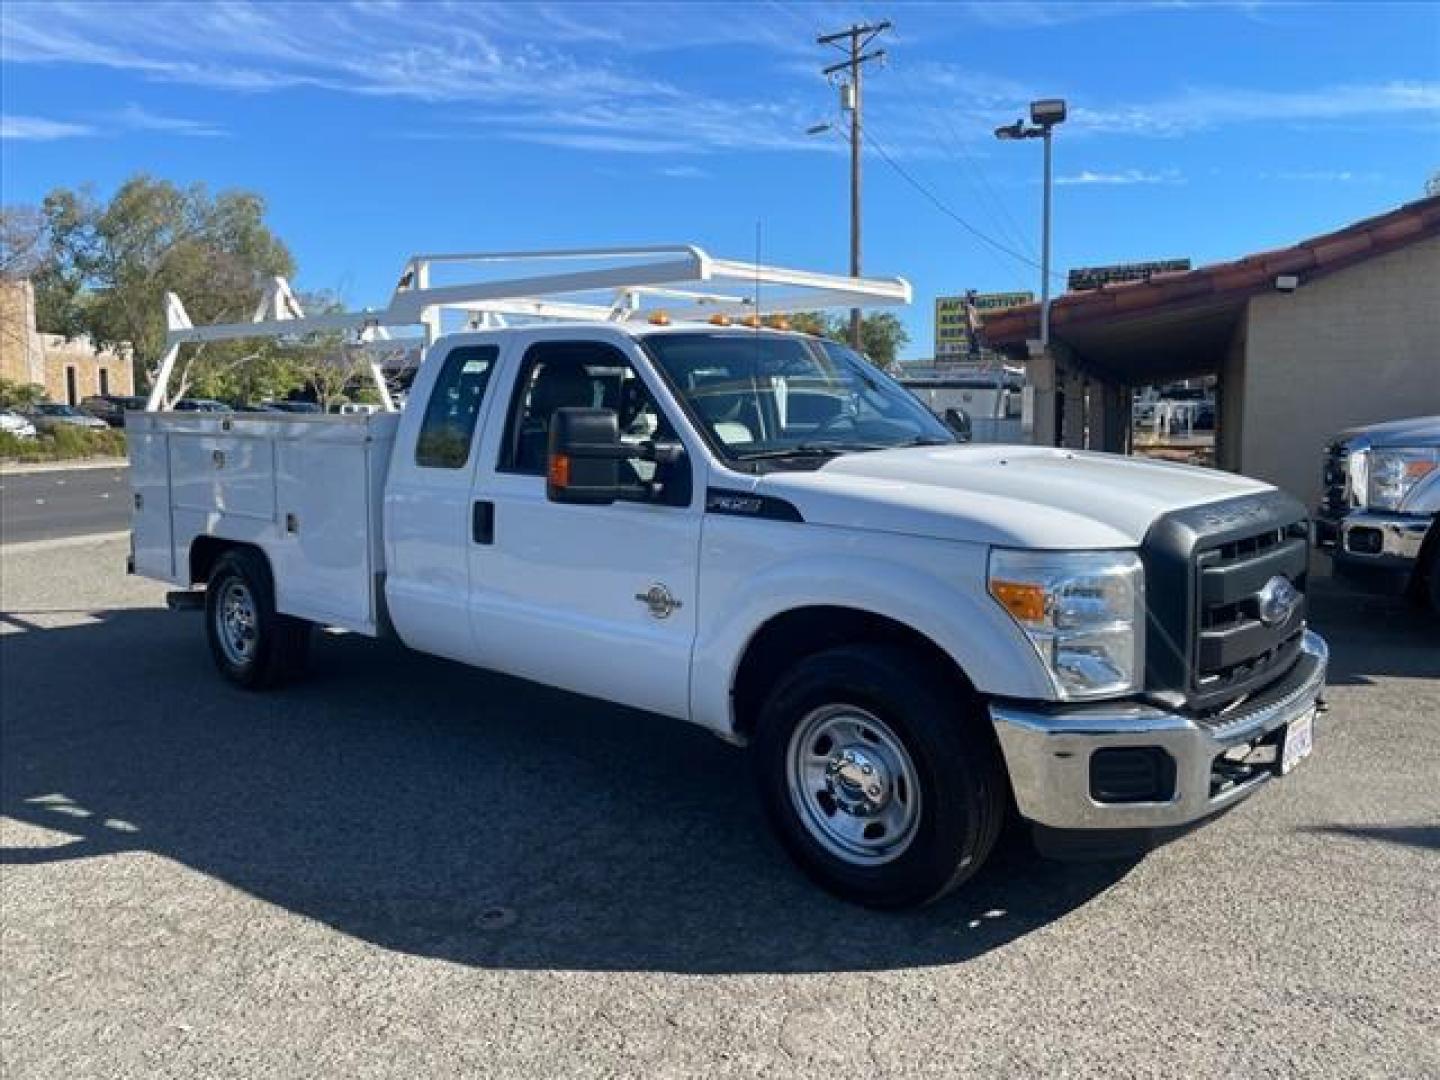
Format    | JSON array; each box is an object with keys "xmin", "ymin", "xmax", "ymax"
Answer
[{"xmin": 934, "ymin": 292, "xmax": 1033, "ymax": 358}]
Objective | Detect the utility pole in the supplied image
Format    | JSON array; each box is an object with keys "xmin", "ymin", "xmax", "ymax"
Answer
[{"xmin": 819, "ymin": 21, "xmax": 889, "ymax": 351}]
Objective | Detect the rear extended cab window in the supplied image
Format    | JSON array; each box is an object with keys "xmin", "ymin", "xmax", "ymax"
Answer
[{"xmin": 415, "ymin": 345, "xmax": 498, "ymax": 468}]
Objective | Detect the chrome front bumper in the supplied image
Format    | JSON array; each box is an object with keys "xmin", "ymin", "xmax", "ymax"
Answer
[
  {"xmin": 1319, "ymin": 509, "xmax": 1431, "ymax": 571},
  {"xmin": 990, "ymin": 631, "xmax": 1328, "ymax": 831}
]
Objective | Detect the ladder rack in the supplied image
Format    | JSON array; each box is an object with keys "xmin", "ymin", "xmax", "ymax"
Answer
[{"xmin": 146, "ymin": 245, "xmax": 911, "ymax": 410}]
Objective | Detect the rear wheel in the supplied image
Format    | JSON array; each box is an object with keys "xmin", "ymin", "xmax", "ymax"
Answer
[
  {"xmin": 205, "ymin": 548, "xmax": 310, "ymax": 689},
  {"xmin": 753, "ymin": 644, "xmax": 1006, "ymax": 909}
]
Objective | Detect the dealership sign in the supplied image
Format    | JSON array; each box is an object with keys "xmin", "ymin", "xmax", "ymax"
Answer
[
  {"xmin": 1067, "ymin": 259, "xmax": 1191, "ymax": 292},
  {"xmin": 934, "ymin": 291, "xmax": 1033, "ymax": 358}
]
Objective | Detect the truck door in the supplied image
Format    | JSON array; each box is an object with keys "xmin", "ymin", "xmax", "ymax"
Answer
[
  {"xmin": 466, "ymin": 338, "xmax": 703, "ymax": 720},
  {"xmin": 383, "ymin": 341, "xmax": 501, "ymax": 663}
]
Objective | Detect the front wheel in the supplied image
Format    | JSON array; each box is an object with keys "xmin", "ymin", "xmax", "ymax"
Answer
[
  {"xmin": 205, "ymin": 548, "xmax": 311, "ymax": 690},
  {"xmin": 752, "ymin": 645, "xmax": 1007, "ymax": 909}
]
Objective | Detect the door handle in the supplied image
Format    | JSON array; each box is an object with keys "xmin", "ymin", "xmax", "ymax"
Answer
[{"xmin": 472, "ymin": 500, "xmax": 495, "ymax": 545}]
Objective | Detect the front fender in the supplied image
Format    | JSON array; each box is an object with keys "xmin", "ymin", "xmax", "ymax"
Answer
[{"xmin": 688, "ymin": 519, "xmax": 1054, "ymax": 738}]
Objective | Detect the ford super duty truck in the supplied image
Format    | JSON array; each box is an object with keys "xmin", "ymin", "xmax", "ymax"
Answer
[
  {"xmin": 1315, "ymin": 414, "xmax": 1440, "ymax": 615},
  {"xmin": 127, "ymin": 247, "xmax": 1328, "ymax": 908}
]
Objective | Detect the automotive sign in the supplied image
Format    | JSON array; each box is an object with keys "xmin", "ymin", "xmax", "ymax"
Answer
[
  {"xmin": 1067, "ymin": 259, "xmax": 1191, "ymax": 292},
  {"xmin": 934, "ymin": 291, "xmax": 1033, "ymax": 359}
]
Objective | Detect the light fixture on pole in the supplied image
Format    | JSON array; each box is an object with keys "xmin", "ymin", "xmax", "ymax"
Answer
[{"xmin": 994, "ymin": 98, "xmax": 1066, "ymax": 349}]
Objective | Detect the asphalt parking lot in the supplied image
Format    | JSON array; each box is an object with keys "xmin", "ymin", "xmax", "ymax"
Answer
[{"xmin": 2, "ymin": 534, "xmax": 1437, "ymax": 1078}]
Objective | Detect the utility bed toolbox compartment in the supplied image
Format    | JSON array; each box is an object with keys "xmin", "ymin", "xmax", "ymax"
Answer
[{"xmin": 127, "ymin": 412, "xmax": 399, "ymax": 634}]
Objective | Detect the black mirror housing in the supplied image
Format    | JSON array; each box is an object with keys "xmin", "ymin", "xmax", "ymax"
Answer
[{"xmin": 547, "ymin": 407, "xmax": 623, "ymax": 504}]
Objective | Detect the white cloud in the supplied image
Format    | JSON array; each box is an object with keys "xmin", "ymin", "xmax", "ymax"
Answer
[
  {"xmin": 1055, "ymin": 168, "xmax": 1184, "ymax": 186},
  {"xmin": 660, "ymin": 164, "xmax": 708, "ymax": 179},
  {"xmin": 1260, "ymin": 169, "xmax": 1385, "ymax": 183},
  {"xmin": 1070, "ymin": 81, "xmax": 1440, "ymax": 137},
  {"xmin": 1, "ymin": 1, "xmax": 1434, "ymax": 161},
  {"xmin": 0, "ymin": 114, "xmax": 95, "ymax": 141},
  {"xmin": 108, "ymin": 103, "xmax": 225, "ymax": 137},
  {"xmin": 0, "ymin": 105, "xmax": 222, "ymax": 141}
]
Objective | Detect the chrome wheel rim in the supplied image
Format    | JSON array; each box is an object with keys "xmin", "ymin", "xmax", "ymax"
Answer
[
  {"xmin": 785, "ymin": 704, "xmax": 922, "ymax": 866},
  {"xmin": 216, "ymin": 578, "xmax": 258, "ymax": 667}
]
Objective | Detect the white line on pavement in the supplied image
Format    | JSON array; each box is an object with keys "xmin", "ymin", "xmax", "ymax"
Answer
[{"xmin": 0, "ymin": 530, "xmax": 129, "ymax": 556}]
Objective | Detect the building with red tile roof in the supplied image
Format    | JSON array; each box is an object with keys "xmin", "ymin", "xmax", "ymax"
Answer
[{"xmin": 980, "ymin": 195, "xmax": 1440, "ymax": 505}]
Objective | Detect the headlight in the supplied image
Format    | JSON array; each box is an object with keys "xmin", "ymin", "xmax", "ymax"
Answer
[
  {"xmin": 1367, "ymin": 447, "xmax": 1438, "ymax": 511},
  {"xmin": 1346, "ymin": 448, "xmax": 1370, "ymax": 508},
  {"xmin": 988, "ymin": 549, "xmax": 1144, "ymax": 700}
]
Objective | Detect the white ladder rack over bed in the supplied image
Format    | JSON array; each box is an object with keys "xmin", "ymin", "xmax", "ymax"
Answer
[{"xmin": 147, "ymin": 245, "xmax": 912, "ymax": 411}]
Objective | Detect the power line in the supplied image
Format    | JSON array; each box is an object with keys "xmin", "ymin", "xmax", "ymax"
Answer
[
  {"xmin": 852, "ymin": 12, "xmax": 1038, "ymax": 265},
  {"xmin": 861, "ymin": 126, "xmax": 1066, "ymax": 285}
]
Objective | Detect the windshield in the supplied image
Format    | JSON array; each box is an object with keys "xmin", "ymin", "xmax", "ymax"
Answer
[{"xmin": 642, "ymin": 332, "xmax": 952, "ymax": 465}]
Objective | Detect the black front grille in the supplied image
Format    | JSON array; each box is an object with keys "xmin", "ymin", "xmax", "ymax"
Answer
[
  {"xmin": 1321, "ymin": 442, "xmax": 1351, "ymax": 517},
  {"xmin": 1142, "ymin": 490, "xmax": 1310, "ymax": 711}
]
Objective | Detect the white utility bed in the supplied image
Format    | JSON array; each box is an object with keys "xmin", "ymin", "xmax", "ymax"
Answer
[{"xmin": 128, "ymin": 411, "xmax": 399, "ymax": 634}]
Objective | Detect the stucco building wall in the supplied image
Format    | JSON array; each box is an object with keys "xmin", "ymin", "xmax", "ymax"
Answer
[
  {"xmin": 1239, "ymin": 234, "xmax": 1440, "ymax": 506},
  {"xmin": 0, "ymin": 279, "xmax": 46, "ymax": 387},
  {"xmin": 0, "ymin": 279, "xmax": 134, "ymax": 403}
]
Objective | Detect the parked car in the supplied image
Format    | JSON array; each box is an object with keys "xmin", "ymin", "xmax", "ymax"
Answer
[
  {"xmin": 128, "ymin": 246, "xmax": 1330, "ymax": 909},
  {"xmin": 173, "ymin": 399, "xmax": 233, "ymax": 413},
  {"xmin": 0, "ymin": 409, "xmax": 38, "ymax": 439},
  {"xmin": 1315, "ymin": 414, "xmax": 1440, "ymax": 614},
  {"xmin": 336, "ymin": 402, "xmax": 380, "ymax": 416},
  {"xmin": 26, "ymin": 402, "xmax": 111, "ymax": 433},
  {"xmin": 261, "ymin": 400, "xmax": 323, "ymax": 414},
  {"xmin": 81, "ymin": 394, "xmax": 147, "ymax": 427}
]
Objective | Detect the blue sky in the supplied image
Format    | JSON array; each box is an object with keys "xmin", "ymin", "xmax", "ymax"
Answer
[{"xmin": 2, "ymin": 1, "xmax": 1437, "ymax": 359}]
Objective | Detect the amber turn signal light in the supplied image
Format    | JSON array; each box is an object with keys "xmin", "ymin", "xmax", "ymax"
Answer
[
  {"xmin": 547, "ymin": 452, "xmax": 571, "ymax": 490},
  {"xmin": 989, "ymin": 579, "xmax": 1047, "ymax": 624}
]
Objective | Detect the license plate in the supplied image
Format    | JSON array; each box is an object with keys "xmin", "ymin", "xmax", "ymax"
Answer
[{"xmin": 1280, "ymin": 709, "xmax": 1315, "ymax": 775}]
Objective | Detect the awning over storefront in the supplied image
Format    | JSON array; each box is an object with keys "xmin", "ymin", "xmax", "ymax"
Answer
[{"xmin": 982, "ymin": 196, "xmax": 1440, "ymax": 381}]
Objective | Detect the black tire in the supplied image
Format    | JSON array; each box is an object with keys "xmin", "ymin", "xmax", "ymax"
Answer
[
  {"xmin": 205, "ymin": 548, "xmax": 311, "ymax": 690},
  {"xmin": 752, "ymin": 644, "xmax": 1007, "ymax": 909},
  {"xmin": 1427, "ymin": 543, "xmax": 1440, "ymax": 618}
]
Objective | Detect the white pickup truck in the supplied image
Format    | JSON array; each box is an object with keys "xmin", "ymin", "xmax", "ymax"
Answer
[{"xmin": 127, "ymin": 247, "xmax": 1328, "ymax": 907}]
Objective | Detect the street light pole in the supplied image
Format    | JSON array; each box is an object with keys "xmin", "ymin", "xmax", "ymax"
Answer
[
  {"xmin": 1040, "ymin": 124, "xmax": 1053, "ymax": 348},
  {"xmin": 994, "ymin": 98, "xmax": 1067, "ymax": 349}
]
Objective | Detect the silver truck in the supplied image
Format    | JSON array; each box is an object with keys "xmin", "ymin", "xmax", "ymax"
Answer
[{"xmin": 1316, "ymin": 415, "xmax": 1440, "ymax": 614}]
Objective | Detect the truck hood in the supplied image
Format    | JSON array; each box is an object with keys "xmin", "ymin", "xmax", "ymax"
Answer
[
  {"xmin": 1337, "ymin": 415, "xmax": 1440, "ymax": 449},
  {"xmin": 755, "ymin": 444, "xmax": 1273, "ymax": 549}
]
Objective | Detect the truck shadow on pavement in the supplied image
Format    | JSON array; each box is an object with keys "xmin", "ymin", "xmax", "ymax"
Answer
[
  {"xmin": 1, "ymin": 607, "xmax": 1134, "ymax": 975},
  {"xmin": 1306, "ymin": 572, "xmax": 1440, "ymax": 685}
]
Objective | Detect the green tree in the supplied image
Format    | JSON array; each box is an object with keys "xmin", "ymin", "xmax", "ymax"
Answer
[
  {"xmin": 788, "ymin": 310, "xmax": 910, "ymax": 371},
  {"xmin": 28, "ymin": 175, "xmax": 296, "ymax": 399}
]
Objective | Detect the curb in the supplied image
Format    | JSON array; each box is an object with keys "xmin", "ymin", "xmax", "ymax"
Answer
[
  {"xmin": 0, "ymin": 530, "xmax": 129, "ymax": 556},
  {"xmin": 0, "ymin": 457, "xmax": 130, "ymax": 476}
]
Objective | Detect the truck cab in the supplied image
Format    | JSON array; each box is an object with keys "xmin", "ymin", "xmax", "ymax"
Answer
[{"xmin": 127, "ymin": 247, "xmax": 1330, "ymax": 908}]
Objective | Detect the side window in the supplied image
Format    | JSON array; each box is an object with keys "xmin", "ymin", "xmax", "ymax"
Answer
[
  {"xmin": 415, "ymin": 345, "xmax": 497, "ymax": 468},
  {"xmin": 500, "ymin": 342, "xmax": 620, "ymax": 476},
  {"xmin": 498, "ymin": 341, "xmax": 689, "ymax": 504}
]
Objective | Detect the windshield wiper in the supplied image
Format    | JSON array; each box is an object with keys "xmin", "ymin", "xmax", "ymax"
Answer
[
  {"xmin": 734, "ymin": 442, "xmax": 886, "ymax": 461},
  {"xmin": 735, "ymin": 438, "xmax": 949, "ymax": 461},
  {"xmin": 894, "ymin": 436, "xmax": 954, "ymax": 448}
]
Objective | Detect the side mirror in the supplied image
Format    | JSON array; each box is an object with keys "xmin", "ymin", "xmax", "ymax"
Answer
[{"xmin": 547, "ymin": 407, "xmax": 624, "ymax": 505}]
